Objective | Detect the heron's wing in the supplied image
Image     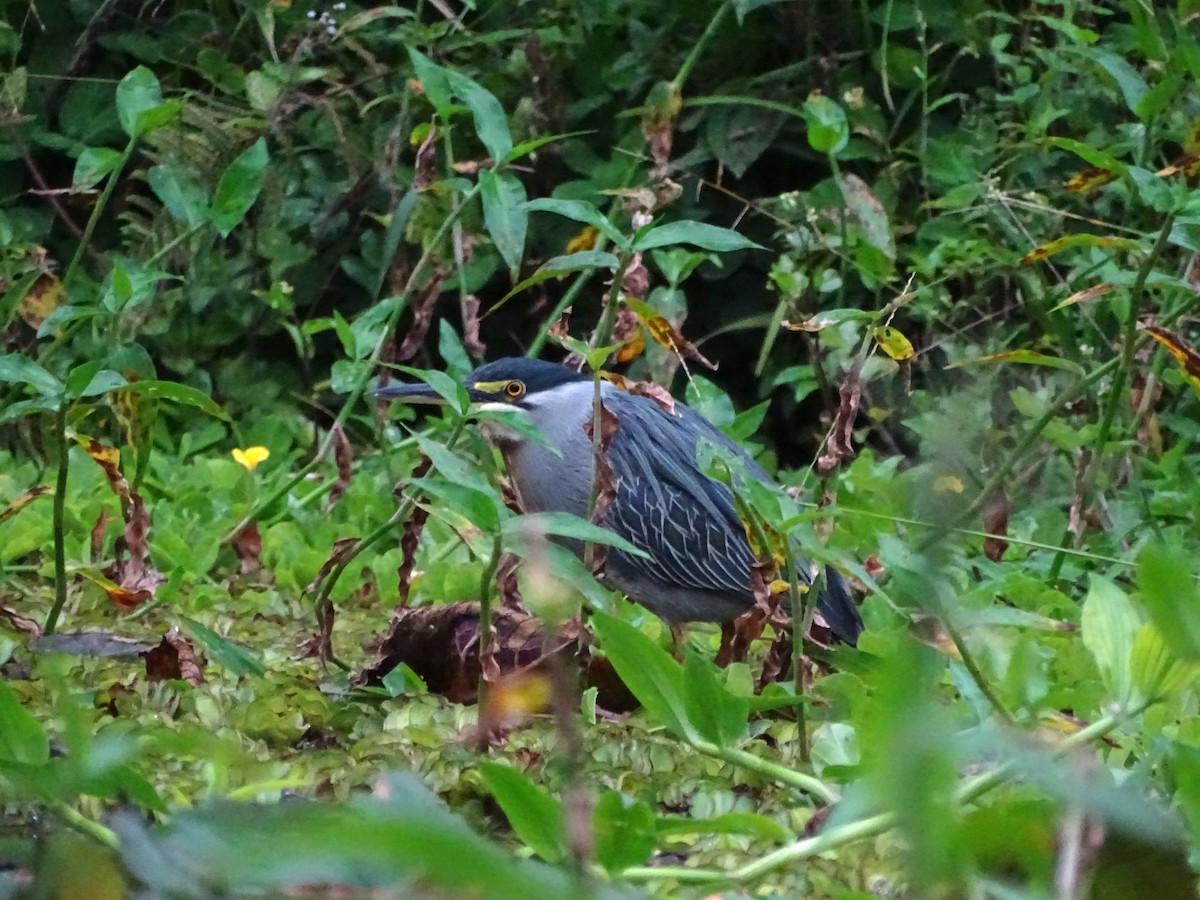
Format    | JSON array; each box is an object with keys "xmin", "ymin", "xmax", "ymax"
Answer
[{"xmin": 602, "ymin": 391, "xmax": 760, "ymax": 595}]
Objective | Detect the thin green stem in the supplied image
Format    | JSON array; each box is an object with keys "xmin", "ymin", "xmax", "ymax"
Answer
[
  {"xmin": 691, "ymin": 739, "xmax": 838, "ymax": 805},
  {"xmin": 622, "ymin": 704, "xmax": 1140, "ymax": 886},
  {"xmin": 62, "ymin": 138, "xmax": 136, "ymax": 288},
  {"xmin": 476, "ymin": 529, "xmax": 503, "ymax": 725},
  {"xmin": 588, "ymin": 251, "xmax": 633, "ymax": 353},
  {"xmin": 43, "ymin": 404, "xmax": 70, "ymax": 636},
  {"xmin": 49, "ymin": 799, "xmax": 119, "ymax": 848},
  {"xmin": 944, "ymin": 617, "xmax": 1014, "ymax": 726},
  {"xmin": 671, "ymin": 1, "xmax": 731, "ymax": 90},
  {"xmin": 1072, "ymin": 214, "xmax": 1175, "ymax": 544}
]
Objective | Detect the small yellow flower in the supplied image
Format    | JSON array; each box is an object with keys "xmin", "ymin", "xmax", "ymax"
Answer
[{"xmin": 232, "ymin": 446, "xmax": 270, "ymax": 471}]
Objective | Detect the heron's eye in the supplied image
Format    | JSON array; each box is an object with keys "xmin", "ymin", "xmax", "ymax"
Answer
[{"xmin": 505, "ymin": 380, "xmax": 525, "ymax": 398}]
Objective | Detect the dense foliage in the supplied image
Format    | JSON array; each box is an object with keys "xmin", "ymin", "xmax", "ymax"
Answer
[{"xmin": 3, "ymin": 0, "xmax": 1200, "ymax": 896}]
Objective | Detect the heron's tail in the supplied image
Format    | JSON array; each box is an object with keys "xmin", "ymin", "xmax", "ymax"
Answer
[{"xmin": 815, "ymin": 566, "xmax": 863, "ymax": 645}]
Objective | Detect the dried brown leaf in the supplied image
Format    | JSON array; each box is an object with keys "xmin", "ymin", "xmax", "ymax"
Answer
[
  {"xmin": 0, "ymin": 604, "xmax": 41, "ymax": 637},
  {"xmin": 142, "ymin": 630, "xmax": 205, "ymax": 685},
  {"xmin": 233, "ymin": 521, "xmax": 262, "ymax": 574},
  {"xmin": 396, "ymin": 263, "xmax": 446, "ymax": 362},
  {"xmin": 982, "ymin": 489, "xmax": 1009, "ymax": 562},
  {"xmin": 817, "ymin": 369, "xmax": 862, "ymax": 477},
  {"xmin": 0, "ymin": 485, "xmax": 51, "ymax": 526},
  {"xmin": 326, "ymin": 424, "xmax": 353, "ymax": 512},
  {"xmin": 460, "ymin": 293, "xmax": 486, "ymax": 358}
]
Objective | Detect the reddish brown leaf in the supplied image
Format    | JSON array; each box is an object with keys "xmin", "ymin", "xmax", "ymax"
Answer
[
  {"xmin": 412, "ymin": 121, "xmax": 437, "ymax": 191},
  {"xmin": 397, "ymin": 504, "xmax": 430, "ymax": 607},
  {"xmin": 1064, "ymin": 166, "xmax": 1119, "ymax": 193},
  {"xmin": 640, "ymin": 81, "xmax": 681, "ymax": 176},
  {"xmin": 982, "ymin": 488, "xmax": 1009, "ymax": 562},
  {"xmin": 90, "ymin": 508, "xmax": 112, "ymax": 562},
  {"xmin": 141, "ymin": 630, "xmax": 205, "ymax": 685},
  {"xmin": 0, "ymin": 604, "xmax": 41, "ymax": 637},
  {"xmin": 625, "ymin": 297, "xmax": 717, "ymax": 371},
  {"xmin": 603, "ymin": 372, "xmax": 679, "ymax": 416},
  {"xmin": 0, "ymin": 486, "xmax": 51, "ymax": 526},
  {"xmin": 716, "ymin": 562, "xmax": 785, "ymax": 666},
  {"xmin": 305, "ymin": 537, "xmax": 361, "ymax": 594},
  {"xmin": 583, "ymin": 401, "xmax": 621, "ymax": 578},
  {"xmin": 1143, "ymin": 324, "xmax": 1200, "ymax": 392},
  {"xmin": 355, "ymin": 602, "xmax": 585, "ymax": 705},
  {"xmin": 396, "ymin": 263, "xmax": 446, "ymax": 362},
  {"xmin": 326, "ymin": 424, "xmax": 353, "ymax": 512},
  {"xmin": 233, "ymin": 521, "xmax": 262, "ymax": 574},
  {"xmin": 621, "ymin": 252, "xmax": 649, "ymax": 300},
  {"xmin": 817, "ymin": 368, "xmax": 862, "ymax": 477}
]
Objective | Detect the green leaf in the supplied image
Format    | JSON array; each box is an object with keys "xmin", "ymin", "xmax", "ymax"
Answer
[
  {"xmin": 632, "ymin": 220, "xmax": 763, "ymax": 253},
  {"xmin": 1049, "ymin": 137, "xmax": 1128, "ymax": 177},
  {"xmin": 682, "ymin": 652, "xmax": 748, "ymax": 747},
  {"xmin": 0, "ymin": 353, "xmax": 63, "ymax": 397},
  {"xmin": 590, "ymin": 612, "xmax": 695, "ymax": 741},
  {"xmin": 592, "ymin": 790, "xmax": 657, "ymax": 873},
  {"xmin": 73, "ymin": 147, "xmax": 123, "ymax": 190},
  {"xmin": 147, "ymin": 163, "xmax": 210, "ymax": 229},
  {"xmin": 180, "ymin": 617, "xmax": 266, "ymax": 677},
  {"xmin": 525, "ymin": 198, "xmax": 629, "ymax": 248},
  {"xmin": 444, "ymin": 70, "xmax": 512, "ymax": 163},
  {"xmin": 208, "ymin": 138, "xmax": 269, "ymax": 237},
  {"xmin": 1131, "ymin": 623, "xmax": 1200, "ymax": 702},
  {"xmin": 1081, "ymin": 47, "xmax": 1149, "ymax": 117},
  {"xmin": 112, "ymin": 380, "xmax": 228, "ymax": 420},
  {"xmin": 488, "ymin": 250, "xmax": 619, "ymax": 316},
  {"xmin": 65, "ymin": 363, "xmax": 127, "ymax": 399},
  {"xmin": 0, "ymin": 679, "xmax": 49, "ymax": 767},
  {"xmin": 1137, "ymin": 544, "xmax": 1200, "ymax": 661},
  {"xmin": 503, "ymin": 511, "xmax": 649, "ymax": 558},
  {"xmin": 479, "ymin": 762, "xmax": 565, "ymax": 863},
  {"xmin": 389, "ymin": 365, "xmax": 468, "ymax": 413},
  {"xmin": 504, "ymin": 130, "xmax": 594, "ymax": 164},
  {"xmin": 656, "ymin": 811, "xmax": 790, "ymax": 842},
  {"xmin": 406, "ymin": 47, "xmax": 455, "ymax": 118},
  {"xmin": 1081, "ymin": 575, "xmax": 1140, "ymax": 705},
  {"xmin": 479, "ymin": 169, "xmax": 527, "ymax": 280},
  {"xmin": 801, "ymin": 95, "xmax": 849, "ymax": 155},
  {"xmin": 943, "ymin": 349, "xmax": 1085, "ymax": 375},
  {"xmin": 115, "ymin": 67, "xmax": 180, "ymax": 138}
]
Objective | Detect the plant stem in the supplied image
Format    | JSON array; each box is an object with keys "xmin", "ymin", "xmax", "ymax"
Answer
[
  {"xmin": 1072, "ymin": 214, "xmax": 1175, "ymax": 543},
  {"xmin": 587, "ymin": 251, "xmax": 632, "ymax": 353},
  {"xmin": 43, "ymin": 404, "xmax": 70, "ymax": 636},
  {"xmin": 622, "ymin": 704, "xmax": 1139, "ymax": 886},
  {"xmin": 62, "ymin": 137, "xmax": 136, "ymax": 288},
  {"xmin": 672, "ymin": 1, "xmax": 731, "ymax": 90},
  {"xmin": 690, "ymin": 739, "xmax": 839, "ymax": 805},
  {"xmin": 50, "ymin": 799, "xmax": 118, "ymax": 848}
]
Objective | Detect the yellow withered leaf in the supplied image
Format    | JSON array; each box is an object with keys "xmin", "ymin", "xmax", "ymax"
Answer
[
  {"xmin": 1050, "ymin": 282, "xmax": 1117, "ymax": 312},
  {"xmin": 565, "ymin": 225, "xmax": 599, "ymax": 255},
  {"xmin": 873, "ymin": 325, "xmax": 914, "ymax": 361},
  {"xmin": 1143, "ymin": 325, "xmax": 1200, "ymax": 397}
]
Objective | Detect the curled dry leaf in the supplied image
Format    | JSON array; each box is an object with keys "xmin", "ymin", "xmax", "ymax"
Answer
[
  {"xmin": 0, "ymin": 604, "xmax": 41, "ymax": 637},
  {"xmin": 412, "ymin": 121, "xmax": 437, "ymax": 191},
  {"xmin": 583, "ymin": 400, "xmax": 621, "ymax": 578},
  {"xmin": 142, "ymin": 630, "xmax": 205, "ymax": 686},
  {"xmin": 90, "ymin": 508, "xmax": 112, "ymax": 562},
  {"xmin": 460, "ymin": 293, "xmax": 486, "ymax": 358},
  {"xmin": 982, "ymin": 488, "xmax": 1010, "ymax": 562},
  {"xmin": 395, "ymin": 262, "xmax": 446, "ymax": 362},
  {"xmin": 1142, "ymin": 324, "xmax": 1200, "ymax": 395},
  {"xmin": 817, "ymin": 368, "xmax": 862, "ymax": 477},
  {"xmin": 625, "ymin": 297, "xmax": 717, "ymax": 371},
  {"xmin": 232, "ymin": 521, "xmax": 262, "ymax": 574},
  {"xmin": 603, "ymin": 372, "xmax": 679, "ymax": 416},
  {"xmin": 716, "ymin": 562, "xmax": 785, "ymax": 666},
  {"xmin": 355, "ymin": 601, "xmax": 585, "ymax": 705},
  {"xmin": 326, "ymin": 424, "xmax": 353, "ymax": 512}
]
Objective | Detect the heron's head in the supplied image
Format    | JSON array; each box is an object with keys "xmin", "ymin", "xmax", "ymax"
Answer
[{"xmin": 373, "ymin": 357, "xmax": 589, "ymax": 414}]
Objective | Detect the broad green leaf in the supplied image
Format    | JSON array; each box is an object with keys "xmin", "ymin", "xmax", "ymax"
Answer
[
  {"xmin": 405, "ymin": 47, "xmax": 455, "ymax": 118},
  {"xmin": 801, "ymin": 95, "xmax": 848, "ymax": 155},
  {"xmin": 209, "ymin": 138, "xmax": 269, "ymax": 237},
  {"xmin": 503, "ymin": 511, "xmax": 649, "ymax": 558},
  {"xmin": 1081, "ymin": 575, "xmax": 1140, "ymax": 705},
  {"xmin": 592, "ymin": 791, "xmax": 656, "ymax": 874},
  {"xmin": 1131, "ymin": 623, "xmax": 1200, "ymax": 702},
  {"xmin": 180, "ymin": 617, "xmax": 266, "ymax": 676},
  {"xmin": 479, "ymin": 762, "xmax": 565, "ymax": 863},
  {"xmin": 112, "ymin": 380, "xmax": 228, "ymax": 420},
  {"xmin": 632, "ymin": 220, "xmax": 763, "ymax": 253},
  {"xmin": 590, "ymin": 612, "xmax": 695, "ymax": 741},
  {"xmin": 1137, "ymin": 544, "xmax": 1200, "ymax": 661},
  {"xmin": 682, "ymin": 652, "xmax": 748, "ymax": 747},
  {"xmin": 1081, "ymin": 47, "xmax": 1149, "ymax": 117},
  {"xmin": 147, "ymin": 163, "xmax": 210, "ymax": 228},
  {"xmin": 444, "ymin": 69, "xmax": 512, "ymax": 163},
  {"xmin": 388, "ymin": 364, "xmax": 468, "ymax": 413},
  {"xmin": 0, "ymin": 680, "xmax": 49, "ymax": 767},
  {"xmin": 1049, "ymin": 137, "xmax": 1129, "ymax": 178},
  {"xmin": 73, "ymin": 147, "xmax": 122, "ymax": 190},
  {"xmin": 65, "ymin": 363, "xmax": 127, "ymax": 399},
  {"xmin": 479, "ymin": 169, "xmax": 527, "ymax": 280},
  {"xmin": 873, "ymin": 326, "xmax": 915, "ymax": 361},
  {"xmin": 0, "ymin": 353, "xmax": 63, "ymax": 397},
  {"xmin": 525, "ymin": 198, "xmax": 629, "ymax": 248},
  {"xmin": 115, "ymin": 67, "xmax": 180, "ymax": 138}
]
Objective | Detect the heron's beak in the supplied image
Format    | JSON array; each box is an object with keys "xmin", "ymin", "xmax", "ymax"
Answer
[{"xmin": 372, "ymin": 382, "xmax": 447, "ymax": 406}]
